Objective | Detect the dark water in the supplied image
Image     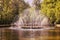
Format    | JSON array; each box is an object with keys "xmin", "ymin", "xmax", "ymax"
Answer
[{"xmin": 0, "ymin": 27, "xmax": 60, "ymax": 40}]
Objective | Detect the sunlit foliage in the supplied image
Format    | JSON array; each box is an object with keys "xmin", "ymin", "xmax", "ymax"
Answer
[
  {"xmin": 0, "ymin": 0, "xmax": 29, "ymax": 24},
  {"xmin": 41, "ymin": 0, "xmax": 60, "ymax": 24}
]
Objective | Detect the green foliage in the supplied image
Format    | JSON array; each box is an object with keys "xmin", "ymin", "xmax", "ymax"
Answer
[
  {"xmin": 0, "ymin": 0, "xmax": 29, "ymax": 24},
  {"xmin": 41, "ymin": 0, "xmax": 60, "ymax": 24}
]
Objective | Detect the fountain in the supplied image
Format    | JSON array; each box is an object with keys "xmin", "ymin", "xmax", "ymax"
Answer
[
  {"xmin": 10, "ymin": 0, "xmax": 50, "ymax": 29},
  {"xmin": 0, "ymin": 0, "xmax": 57, "ymax": 40},
  {"xmin": 9, "ymin": 0, "xmax": 52, "ymax": 40}
]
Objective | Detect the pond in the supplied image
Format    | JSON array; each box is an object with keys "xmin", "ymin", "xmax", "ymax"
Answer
[{"xmin": 0, "ymin": 27, "xmax": 60, "ymax": 40}]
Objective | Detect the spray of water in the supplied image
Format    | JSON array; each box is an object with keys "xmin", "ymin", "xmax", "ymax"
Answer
[{"xmin": 9, "ymin": 0, "xmax": 52, "ymax": 29}]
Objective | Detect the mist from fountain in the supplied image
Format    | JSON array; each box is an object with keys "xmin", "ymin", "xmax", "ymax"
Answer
[{"xmin": 9, "ymin": 0, "xmax": 52, "ymax": 30}]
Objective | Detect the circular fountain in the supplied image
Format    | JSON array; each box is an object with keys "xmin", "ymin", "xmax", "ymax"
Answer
[
  {"xmin": 11, "ymin": 0, "xmax": 50, "ymax": 29},
  {"xmin": 9, "ymin": 0, "xmax": 53, "ymax": 39}
]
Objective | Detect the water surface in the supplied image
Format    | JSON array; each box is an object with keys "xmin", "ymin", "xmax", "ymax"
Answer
[{"xmin": 0, "ymin": 27, "xmax": 60, "ymax": 40}]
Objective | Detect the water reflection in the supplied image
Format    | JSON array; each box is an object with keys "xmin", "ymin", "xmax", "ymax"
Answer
[{"xmin": 0, "ymin": 27, "xmax": 60, "ymax": 40}]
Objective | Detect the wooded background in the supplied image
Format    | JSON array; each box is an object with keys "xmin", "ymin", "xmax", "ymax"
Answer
[{"xmin": 0, "ymin": 0, "xmax": 60, "ymax": 25}]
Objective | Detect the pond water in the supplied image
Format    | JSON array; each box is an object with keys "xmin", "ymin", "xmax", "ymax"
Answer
[{"xmin": 0, "ymin": 27, "xmax": 60, "ymax": 40}]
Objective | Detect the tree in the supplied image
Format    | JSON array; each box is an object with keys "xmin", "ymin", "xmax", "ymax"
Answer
[
  {"xmin": 0, "ymin": 0, "xmax": 29, "ymax": 25},
  {"xmin": 41, "ymin": 0, "xmax": 60, "ymax": 24}
]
